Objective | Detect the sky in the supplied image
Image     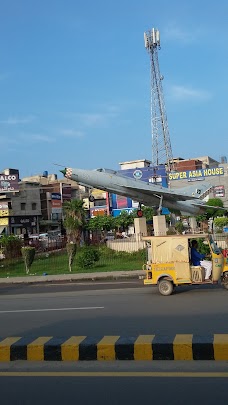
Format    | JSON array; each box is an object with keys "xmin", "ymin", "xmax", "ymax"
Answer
[{"xmin": 0, "ymin": 0, "xmax": 228, "ymax": 179}]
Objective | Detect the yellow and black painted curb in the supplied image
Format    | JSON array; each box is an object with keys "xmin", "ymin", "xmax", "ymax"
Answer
[{"xmin": 1, "ymin": 335, "xmax": 228, "ymax": 361}]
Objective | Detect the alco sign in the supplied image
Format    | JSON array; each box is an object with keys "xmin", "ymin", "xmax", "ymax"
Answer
[{"xmin": 0, "ymin": 174, "xmax": 19, "ymax": 192}]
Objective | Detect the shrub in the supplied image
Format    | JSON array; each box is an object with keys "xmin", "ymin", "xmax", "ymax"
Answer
[
  {"xmin": 1, "ymin": 235, "xmax": 22, "ymax": 259},
  {"xmin": 21, "ymin": 247, "xmax": 35, "ymax": 274},
  {"xmin": 167, "ymin": 227, "xmax": 176, "ymax": 235},
  {"xmin": 175, "ymin": 221, "xmax": 184, "ymax": 234},
  {"xmin": 76, "ymin": 248, "xmax": 100, "ymax": 269}
]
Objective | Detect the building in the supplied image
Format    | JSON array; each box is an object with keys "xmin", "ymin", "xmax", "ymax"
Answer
[
  {"xmin": 0, "ymin": 169, "xmax": 41, "ymax": 236},
  {"xmin": 21, "ymin": 172, "xmax": 82, "ymax": 232},
  {"xmin": 168, "ymin": 156, "xmax": 228, "ymax": 209},
  {"xmin": 0, "ymin": 169, "xmax": 84, "ymax": 236}
]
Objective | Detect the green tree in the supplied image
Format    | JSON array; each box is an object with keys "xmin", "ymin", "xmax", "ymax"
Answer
[
  {"xmin": 87, "ymin": 215, "xmax": 115, "ymax": 233},
  {"xmin": 86, "ymin": 215, "xmax": 116, "ymax": 241},
  {"xmin": 214, "ymin": 217, "xmax": 228, "ymax": 231},
  {"xmin": 141, "ymin": 206, "xmax": 155, "ymax": 221},
  {"xmin": 114, "ymin": 210, "xmax": 135, "ymax": 232},
  {"xmin": 63, "ymin": 199, "xmax": 86, "ymax": 245},
  {"xmin": 204, "ymin": 198, "xmax": 224, "ymax": 219}
]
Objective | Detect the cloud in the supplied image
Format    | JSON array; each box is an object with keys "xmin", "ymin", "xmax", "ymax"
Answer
[
  {"xmin": 64, "ymin": 107, "xmax": 118, "ymax": 128},
  {"xmin": 163, "ymin": 24, "xmax": 200, "ymax": 44},
  {"xmin": 0, "ymin": 115, "xmax": 35, "ymax": 125},
  {"xmin": 169, "ymin": 85, "xmax": 212, "ymax": 101},
  {"xmin": 76, "ymin": 113, "xmax": 109, "ymax": 127},
  {"xmin": 21, "ymin": 133, "xmax": 55, "ymax": 143},
  {"xmin": 60, "ymin": 129, "xmax": 84, "ymax": 137}
]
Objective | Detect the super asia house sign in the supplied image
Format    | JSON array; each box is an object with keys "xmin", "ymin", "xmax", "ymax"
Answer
[{"xmin": 168, "ymin": 167, "xmax": 224, "ymax": 181}]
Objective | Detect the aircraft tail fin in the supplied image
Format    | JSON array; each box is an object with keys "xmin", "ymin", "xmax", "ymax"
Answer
[{"xmin": 176, "ymin": 182, "xmax": 213, "ymax": 199}]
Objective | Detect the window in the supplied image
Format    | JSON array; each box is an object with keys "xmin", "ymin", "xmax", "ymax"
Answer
[
  {"xmin": 32, "ymin": 203, "xmax": 37, "ymax": 210},
  {"xmin": 21, "ymin": 203, "xmax": 26, "ymax": 211}
]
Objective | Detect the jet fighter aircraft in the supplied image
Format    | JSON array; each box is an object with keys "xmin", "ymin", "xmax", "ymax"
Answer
[{"xmin": 60, "ymin": 166, "xmax": 220, "ymax": 215}]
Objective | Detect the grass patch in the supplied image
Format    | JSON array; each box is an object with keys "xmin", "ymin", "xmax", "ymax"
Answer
[{"xmin": 0, "ymin": 246, "xmax": 146, "ymax": 278}]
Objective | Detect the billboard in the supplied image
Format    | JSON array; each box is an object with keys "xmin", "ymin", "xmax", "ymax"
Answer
[
  {"xmin": 214, "ymin": 185, "xmax": 225, "ymax": 198},
  {"xmin": 111, "ymin": 165, "xmax": 167, "ymax": 213},
  {"xmin": 51, "ymin": 193, "xmax": 62, "ymax": 214},
  {"xmin": 0, "ymin": 173, "xmax": 19, "ymax": 192},
  {"xmin": 119, "ymin": 165, "xmax": 167, "ymax": 187},
  {"xmin": 168, "ymin": 167, "xmax": 224, "ymax": 181},
  {"xmin": 90, "ymin": 207, "xmax": 108, "ymax": 217},
  {"xmin": 0, "ymin": 202, "xmax": 9, "ymax": 217},
  {"xmin": 9, "ymin": 216, "xmax": 37, "ymax": 227},
  {"xmin": 61, "ymin": 183, "xmax": 71, "ymax": 202},
  {"xmin": 112, "ymin": 208, "xmax": 136, "ymax": 217}
]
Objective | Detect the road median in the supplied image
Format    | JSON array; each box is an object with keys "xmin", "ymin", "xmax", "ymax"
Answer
[{"xmin": 1, "ymin": 335, "xmax": 228, "ymax": 361}]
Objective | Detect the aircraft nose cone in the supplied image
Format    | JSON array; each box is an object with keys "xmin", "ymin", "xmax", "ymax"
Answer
[{"xmin": 60, "ymin": 168, "xmax": 67, "ymax": 176}]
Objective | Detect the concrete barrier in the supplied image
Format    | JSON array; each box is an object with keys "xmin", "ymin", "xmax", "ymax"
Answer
[{"xmin": 1, "ymin": 335, "xmax": 228, "ymax": 361}]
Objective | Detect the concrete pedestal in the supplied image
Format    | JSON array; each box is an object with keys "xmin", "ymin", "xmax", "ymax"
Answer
[
  {"xmin": 189, "ymin": 217, "xmax": 197, "ymax": 231},
  {"xmin": 153, "ymin": 215, "xmax": 167, "ymax": 236},
  {"xmin": 134, "ymin": 217, "xmax": 147, "ymax": 240}
]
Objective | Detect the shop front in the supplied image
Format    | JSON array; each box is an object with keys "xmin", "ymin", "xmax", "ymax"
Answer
[{"xmin": 9, "ymin": 216, "xmax": 39, "ymax": 236}]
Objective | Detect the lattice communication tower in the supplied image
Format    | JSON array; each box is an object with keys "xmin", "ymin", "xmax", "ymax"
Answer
[{"xmin": 144, "ymin": 28, "xmax": 173, "ymax": 170}]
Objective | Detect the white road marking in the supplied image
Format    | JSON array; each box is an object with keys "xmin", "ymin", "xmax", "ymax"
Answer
[{"xmin": 0, "ymin": 306, "xmax": 104, "ymax": 314}]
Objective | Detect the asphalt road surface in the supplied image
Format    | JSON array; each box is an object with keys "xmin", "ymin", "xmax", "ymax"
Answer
[
  {"xmin": 1, "ymin": 280, "xmax": 228, "ymax": 404},
  {"xmin": 0, "ymin": 280, "xmax": 228, "ymax": 336},
  {"xmin": 1, "ymin": 362, "xmax": 228, "ymax": 405}
]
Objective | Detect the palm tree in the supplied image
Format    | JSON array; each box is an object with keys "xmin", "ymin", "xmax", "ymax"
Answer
[{"xmin": 63, "ymin": 199, "xmax": 86, "ymax": 245}]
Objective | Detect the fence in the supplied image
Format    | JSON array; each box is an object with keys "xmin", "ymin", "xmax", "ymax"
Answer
[
  {"xmin": 0, "ymin": 234, "xmax": 147, "ymax": 277},
  {"xmin": 213, "ymin": 233, "xmax": 228, "ymax": 250},
  {"xmin": 106, "ymin": 234, "xmax": 146, "ymax": 252},
  {"xmin": 1, "ymin": 232, "xmax": 226, "ymax": 278}
]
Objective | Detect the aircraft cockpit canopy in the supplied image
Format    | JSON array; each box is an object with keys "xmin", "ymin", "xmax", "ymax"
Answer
[{"xmin": 95, "ymin": 168, "xmax": 118, "ymax": 174}]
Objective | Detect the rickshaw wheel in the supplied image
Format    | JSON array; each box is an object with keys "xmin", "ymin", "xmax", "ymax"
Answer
[{"xmin": 158, "ymin": 279, "xmax": 173, "ymax": 296}]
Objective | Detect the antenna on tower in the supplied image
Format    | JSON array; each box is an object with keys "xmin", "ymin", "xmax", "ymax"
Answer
[{"xmin": 144, "ymin": 28, "xmax": 173, "ymax": 171}]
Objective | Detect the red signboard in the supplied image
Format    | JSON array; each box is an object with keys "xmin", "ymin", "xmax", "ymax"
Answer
[{"xmin": 51, "ymin": 200, "xmax": 62, "ymax": 208}]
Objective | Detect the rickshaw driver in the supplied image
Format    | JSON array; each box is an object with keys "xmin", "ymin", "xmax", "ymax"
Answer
[{"xmin": 191, "ymin": 240, "xmax": 212, "ymax": 280}]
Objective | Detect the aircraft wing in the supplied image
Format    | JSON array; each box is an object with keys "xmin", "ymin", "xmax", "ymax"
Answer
[
  {"xmin": 122, "ymin": 184, "xmax": 197, "ymax": 201},
  {"xmin": 191, "ymin": 202, "xmax": 227, "ymax": 210}
]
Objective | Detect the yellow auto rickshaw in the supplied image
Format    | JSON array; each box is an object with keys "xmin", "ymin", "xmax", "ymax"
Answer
[{"xmin": 142, "ymin": 234, "xmax": 228, "ymax": 296}]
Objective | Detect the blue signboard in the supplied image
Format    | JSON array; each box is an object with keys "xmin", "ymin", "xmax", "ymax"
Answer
[
  {"xmin": 111, "ymin": 165, "xmax": 167, "ymax": 213},
  {"xmin": 51, "ymin": 192, "xmax": 61, "ymax": 200},
  {"xmin": 112, "ymin": 208, "xmax": 136, "ymax": 217},
  {"xmin": 119, "ymin": 165, "xmax": 168, "ymax": 187}
]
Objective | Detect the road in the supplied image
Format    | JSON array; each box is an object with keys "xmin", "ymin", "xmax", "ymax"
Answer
[
  {"xmin": 0, "ymin": 280, "xmax": 228, "ymax": 336},
  {"xmin": 1, "ymin": 280, "xmax": 228, "ymax": 404},
  {"xmin": 1, "ymin": 362, "xmax": 228, "ymax": 405}
]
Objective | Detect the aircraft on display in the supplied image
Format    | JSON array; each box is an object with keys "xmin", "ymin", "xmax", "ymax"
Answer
[{"xmin": 60, "ymin": 166, "xmax": 221, "ymax": 215}]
